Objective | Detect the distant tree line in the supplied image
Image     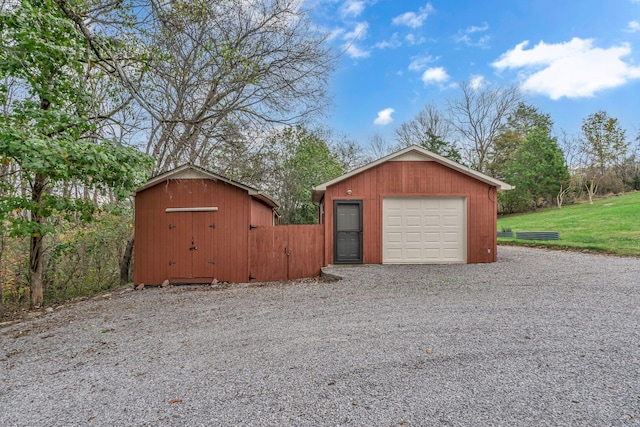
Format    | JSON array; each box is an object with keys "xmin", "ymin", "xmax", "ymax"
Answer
[{"xmin": 367, "ymin": 84, "xmax": 639, "ymax": 215}]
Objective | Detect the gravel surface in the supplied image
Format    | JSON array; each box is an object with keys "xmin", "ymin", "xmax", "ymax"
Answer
[{"xmin": 1, "ymin": 245, "xmax": 640, "ymax": 426}]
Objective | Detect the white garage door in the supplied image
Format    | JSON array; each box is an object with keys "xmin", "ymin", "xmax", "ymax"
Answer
[{"xmin": 383, "ymin": 197, "xmax": 466, "ymax": 264}]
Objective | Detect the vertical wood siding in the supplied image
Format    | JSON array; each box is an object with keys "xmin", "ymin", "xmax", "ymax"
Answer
[
  {"xmin": 286, "ymin": 225, "xmax": 325, "ymax": 279},
  {"xmin": 250, "ymin": 199, "xmax": 275, "ymax": 226},
  {"xmin": 322, "ymin": 161, "xmax": 498, "ymax": 265},
  {"xmin": 249, "ymin": 225, "xmax": 324, "ymax": 282},
  {"xmin": 134, "ymin": 178, "xmax": 251, "ymax": 285}
]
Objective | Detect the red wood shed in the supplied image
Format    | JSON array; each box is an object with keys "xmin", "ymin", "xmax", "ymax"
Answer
[
  {"xmin": 311, "ymin": 145, "xmax": 513, "ymax": 265},
  {"xmin": 134, "ymin": 164, "xmax": 278, "ymax": 285}
]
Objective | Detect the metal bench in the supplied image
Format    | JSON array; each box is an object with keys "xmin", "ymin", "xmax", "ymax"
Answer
[{"xmin": 515, "ymin": 231, "xmax": 560, "ymax": 240}]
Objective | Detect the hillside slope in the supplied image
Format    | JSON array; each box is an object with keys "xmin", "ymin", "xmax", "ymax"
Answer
[{"xmin": 498, "ymin": 192, "xmax": 640, "ymax": 256}]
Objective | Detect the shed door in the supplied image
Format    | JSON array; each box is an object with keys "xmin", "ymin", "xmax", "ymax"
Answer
[
  {"xmin": 168, "ymin": 212, "xmax": 217, "ymax": 279},
  {"xmin": 382, "ymin": 197, "xmax": 466, "ymax": 264},
  {"xmin": 334, "ymin": 200, "xmax": 363, "ymax": 264}
]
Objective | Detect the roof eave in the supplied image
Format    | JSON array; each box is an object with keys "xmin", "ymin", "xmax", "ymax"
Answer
[
  {"xmin": 248, "ymin": 190, "xmax": 279, "ymax": 209},
  {"xmin": 311, "ymin": 188, "xmax": 324, "ymax": 203}
]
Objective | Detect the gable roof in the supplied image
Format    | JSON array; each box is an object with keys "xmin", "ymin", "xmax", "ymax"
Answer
[
  {"xmin": 312, "ymin": 145, "xmax": 513, "ymax": 202},
  {"xmin": 137, "ymin": 164, "xmax": 278, "ymax": 208}
]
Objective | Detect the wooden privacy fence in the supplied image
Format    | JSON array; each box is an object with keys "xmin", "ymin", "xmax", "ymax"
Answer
[{"xmin": 249, "ymin": 225, "xmax": 324, "ymax": 282}]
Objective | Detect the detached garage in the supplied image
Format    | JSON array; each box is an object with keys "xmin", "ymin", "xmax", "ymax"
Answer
[{"xmin": 312, "ymin": 145, "xmax": 512, "ymax": 265}]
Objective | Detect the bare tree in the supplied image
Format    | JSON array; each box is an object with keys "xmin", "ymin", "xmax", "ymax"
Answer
[
  {"xmin": 55, "ymin": 0, "xmax": 334, "ymax": 174},
  {"xmin": 556, "ymin": 130, "xmax": 582, "ymax": 208},
  {"xmin": 142, "ymin": 0, "xmax": 335, "ymax": 172},
  {"xmin": 366, "ymin": 133, "xmax": 397, "ymax": 162},
  {"xmin": 330, "ymin": 135, "xmax": 367, "ymax": 172},
  {"xmin": 395, "ymin": 104, "xmax": 451, "ymax": 147},
  {"xmin": 448, "ymin": 81, "xmax": 521, "ymax": 172},
  {"xmin": 395, "ymin": 104, "xmax": 460, "ymax": 162}
]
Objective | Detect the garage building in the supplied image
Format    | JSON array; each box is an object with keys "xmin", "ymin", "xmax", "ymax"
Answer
[{"xmin": 311, "ymin": 145, "xmax": 512, "ymax": 265}]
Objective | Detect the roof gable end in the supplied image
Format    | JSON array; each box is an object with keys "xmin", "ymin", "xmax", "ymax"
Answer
[
  {"xmin": 312, "ymin": 145, "xmax": 513, "ymax": 202},
  {"xmin": 137, "ymin": 164, "xmax": 278, "ymax": 208}
]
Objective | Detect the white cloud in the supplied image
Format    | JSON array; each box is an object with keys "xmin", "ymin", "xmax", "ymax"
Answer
[
  {"xmin": 340, "ymin": 0, "xmax": 366, "ymax": 18},
  {"xmin": 408, "ymin": 54, "xmax": 435, "ymax": 71},
  {"xmin": 344, "ymin": 21, "xmax": 368, "ymax": 40},
  {"xmin": 454, "ymin": 22, "xmax": 490, "ymax": 48},
  {"xmin": 627, "ymin": 20, "xmax": 640, "ymax": 32},
  {"xmin": 344, "ymin": 44, "xmax": 370, "ymax": 58},
  {"xmin": 492, "ymin": 37, "xmax": 640, "ymax": 99},
  {"xmin": 421, "ymin": 67, "xmax": 450, "ymax": 85},
  {"xmin": 342, "ymin": 21, "xmax": 370, "ymax": 58},
  {"xmin": 405, "ymin": 33, "xmax": 426, "ymax": 45},
  {"xmin": 470, "ymin": 74, "xmax": 485, "ymax": 90},
  {"xmin": 327, "ymin": 28, "xmax": 345, "ymax": 41},
  {"xmin": 392, "ymin": 2, "xmax": 434, "ymax": 29},
  {"xmin": 374, "ymin": 108, "xmax": 395, "ymax": 125},
  {"xmin": 375, "ymin": 33, "xmax": 401, "ymax": 49}
]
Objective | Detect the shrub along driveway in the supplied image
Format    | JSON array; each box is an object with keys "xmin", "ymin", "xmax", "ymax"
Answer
[{"xmin": 1, "ymin": 246, "xmax": 639, "ymax": 426}]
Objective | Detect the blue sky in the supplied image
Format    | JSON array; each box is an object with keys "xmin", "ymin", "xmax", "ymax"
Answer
[{"xmin": 306, "ymin": 0, "xmax": 640, "ymax": 147}]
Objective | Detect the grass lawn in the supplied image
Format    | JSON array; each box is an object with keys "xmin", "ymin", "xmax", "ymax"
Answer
[{"xmin": 497, "ymin": 191, "xmax": 640, "ymax": 256}]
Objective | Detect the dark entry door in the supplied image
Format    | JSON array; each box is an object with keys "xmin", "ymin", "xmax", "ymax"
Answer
[{"xmin": 334, "ymin": 200, "xmax": 363, "ymax": 264}]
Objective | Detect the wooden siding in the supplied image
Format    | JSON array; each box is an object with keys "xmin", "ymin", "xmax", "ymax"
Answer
[
  {"xmin": 322, "ymin": 161, "xmax": 498, "ymax": 265},
  {"xmin": 251, "ymin": 199, "xmax": 275, "ymax": 226},
  {"xmin": 287, "ymin": 225, "xmax": 325, "ymax": 279},
  {"xmin": 134, "ymin": 178, "xmax": 251, "ymax": 285},
  {"xmin": 249, "ymin": 225, "xmax": 324, "ymax": 282}
]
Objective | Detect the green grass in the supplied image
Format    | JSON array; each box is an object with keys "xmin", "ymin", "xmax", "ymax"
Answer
[{"xmin": 497, "ymin": 191, "xmax": 640, "ymax": 256}]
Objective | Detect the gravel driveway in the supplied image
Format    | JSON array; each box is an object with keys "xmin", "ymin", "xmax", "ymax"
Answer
[{"xmin": 1, "ymin": 246, "xmax": 640, "ymax": 426}]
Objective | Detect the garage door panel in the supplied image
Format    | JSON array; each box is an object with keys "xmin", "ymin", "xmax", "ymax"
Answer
[
  {"xmin": 405, "ymin": 248, "xmax": 422, "ymax": 260},
  {"xmin": 387, "ymin": 215, "xmax": 402, "ymax": 227},
  {"xmin": 387, "ymin": 232, "xmax": 403, "ymax": 243},
  {"xmin": 386, "ymin": 248, "xmax": 403, "ymax": 262},
  {"xmin": 405, "ymin": 199, "xmax": 422, "ymax": 210},
  {"xmin": 424, "ymin": 232, "xmax": 440, "ymax": 243},
  {"xmin": 442, "ymin": 231, "xmax": 460, "ymax": 242},
  {"xmin": 443, "ymin": 215, "xmax": 460, "ymax": 226},
  {"xmin": 406, "ymin": 232, "xmax": 422, "ymax": 243},
  {"xmin": 383, "ymin": 197, "xmax": 466, "ymax": 264},
  {"xmin": 423, "ymin": 215, "xmax": 440, "ymax": 226},
  {"xmin": 406, "ymin": 215, "xmax": 422, "ymax": 227},
  {"xmin": 423, "ymin": 248, "xmax": 441, "ymax": 260}
]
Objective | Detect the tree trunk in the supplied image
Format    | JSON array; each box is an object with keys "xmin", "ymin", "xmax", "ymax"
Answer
[
  {"xmin": 30, "ymin": 173, "xmax": 47, "ymax": 307},
  {"xmin": 120, "ymin": 235, "xmax": 134, "ymax": 285},
  {"xmin": 30, "ymin": 239, "xmax": 44, "ymax": 307},
  {"xmin": 0, "ymin": 233, "xmax": 5, "ymax": 318}
]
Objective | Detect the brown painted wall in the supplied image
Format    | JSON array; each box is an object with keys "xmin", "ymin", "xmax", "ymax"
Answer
[
  {"xmin": 251, "ymin": 199, "xmax": 275, "ymax": 226},
  {"xmin": 134, "ymin": 178, "xmax": 252, "ymax": 285},
  {"xmin": 322, "ymin": 161, "xmax": 498, "ymax": 264},
  {"xmin": 249, "ymin": 225, "xmax": 324, "ymax": 282}
]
